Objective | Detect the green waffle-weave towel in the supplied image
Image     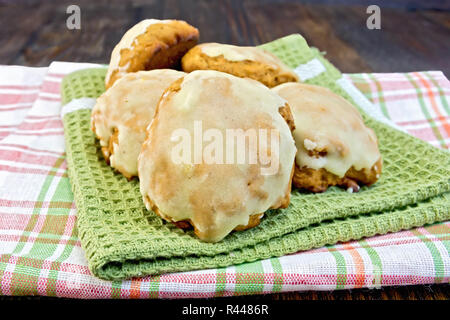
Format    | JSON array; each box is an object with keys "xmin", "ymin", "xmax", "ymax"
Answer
[{"xmin": 60, "ymin": 34, "xmax": 450, "ymax": 280}]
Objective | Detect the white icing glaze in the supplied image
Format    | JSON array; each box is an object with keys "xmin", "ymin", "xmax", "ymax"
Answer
[
  {"xmin": 272, "ymin": 82, "xmax": 380, "ymax": 178},
  {"xmin": 303, "ymin": 138, "xmax": 317, "ymax": 151},
  {"xmin": 105, "ymin": 19, "xmax": 174, "ymax": 85},
  {"xmin": 199, "ymin": 43, "xmax": 296, "ymax": 76},
  {"xmin": 139, "ymin": 70, "xmax": 297, "ymax": 242},
  {"xmin": 92, "ymin": 69, "xmax": 186, "ymax": 177}
]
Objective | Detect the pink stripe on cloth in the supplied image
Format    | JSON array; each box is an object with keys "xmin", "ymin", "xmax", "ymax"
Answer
[{"xmin": 0, "ymin": 93, "xmax": 40, "ymax": 105}]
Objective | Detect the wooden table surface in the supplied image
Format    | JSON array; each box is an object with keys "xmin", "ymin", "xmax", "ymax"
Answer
[{"xmin": 0, "ymin": 0, "xmax": 449, "ymax": 300}]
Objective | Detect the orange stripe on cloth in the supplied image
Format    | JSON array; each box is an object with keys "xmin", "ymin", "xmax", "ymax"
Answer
[
  {"xmin": 414, "ymin": 72, "xmax": 450, "ymax": 137},
  {"xmin": 343, "ymin": 244, "xmax": 365, "ymax": 288},
  {"xmin": 129, "ymin": 278, "xmax": 142, "ymax": 299}
]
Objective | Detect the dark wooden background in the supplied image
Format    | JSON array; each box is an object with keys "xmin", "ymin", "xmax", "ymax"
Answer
[
  {"xmin": 1, "ymin": 0, "xmax": 450, "ymax": 76},
  {"xmin": 0, "ymin": 0, "xmax": 449, "ymax": 300}
]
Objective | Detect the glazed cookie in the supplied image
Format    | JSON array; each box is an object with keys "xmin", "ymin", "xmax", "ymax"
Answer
[
  {"xmin": 272, "ymin": 82, "xmax": 382, "ymax": 193},
  {"xmin": 181, "ymin": 43, "xmax": 299, "ymax": 88},
  {"xmin": 91, "ymin": 69, "xmax": 186, "ymax": 179},
  {"xmin": 138, "ymin": 70, "xmax": 297, "ymax": 242},
  {"xmin": 105, "ymin": 19, "xmax": 199, "ymax": 89}
]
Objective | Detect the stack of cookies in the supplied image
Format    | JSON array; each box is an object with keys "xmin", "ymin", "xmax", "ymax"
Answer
[{"xmin": 91, "ymin": 19, "xmax": 382, "ymax": 242}]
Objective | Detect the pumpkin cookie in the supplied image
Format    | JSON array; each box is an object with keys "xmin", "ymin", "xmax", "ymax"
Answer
[
  {"xmin": 105, "ymin": 19, "xmax": 199, "ymax": 89},
  {"xmin": 181, "ymin": 43, "xmax": 298, "ymax": 88},
  {"xmin": 91, "ymin": 69, "xmax": 186, "ymax": 179},
  {"xmin": 272, "ymin": 82, "xmax": 382, "ymax": 193},
  {"xmin": 138, "ymin": 70, "xmax": 297, "ymax": 242}
]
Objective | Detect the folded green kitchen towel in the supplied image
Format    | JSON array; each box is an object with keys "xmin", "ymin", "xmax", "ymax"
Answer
[{"xmin": 60, "ymin": 34, "xmax": 450, "ymax": 280}]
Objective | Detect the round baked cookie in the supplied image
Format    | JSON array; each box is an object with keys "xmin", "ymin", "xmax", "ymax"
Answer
[
  {"xmin": 138, "ymin": 70, "xmax": 297, "ymax": 242},
  {"xmin": 91, "ymin": 69, "xmax": 186, "ymax": 179},
  {"xmin": 272, "ymin": 82, "xmax": 382, "ymax": 193},
  {"xmin": 181, "ymin": 43, "xmax": 299, "ymax": 88},
  {"xmin": 105, "ymin": 19, "xmax": 199, "ymax": 89}
]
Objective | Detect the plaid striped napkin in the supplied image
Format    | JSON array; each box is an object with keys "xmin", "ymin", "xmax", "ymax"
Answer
[{"xmin": 0, "ymin": 61, "xmax": 448, "ymax": 298}]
